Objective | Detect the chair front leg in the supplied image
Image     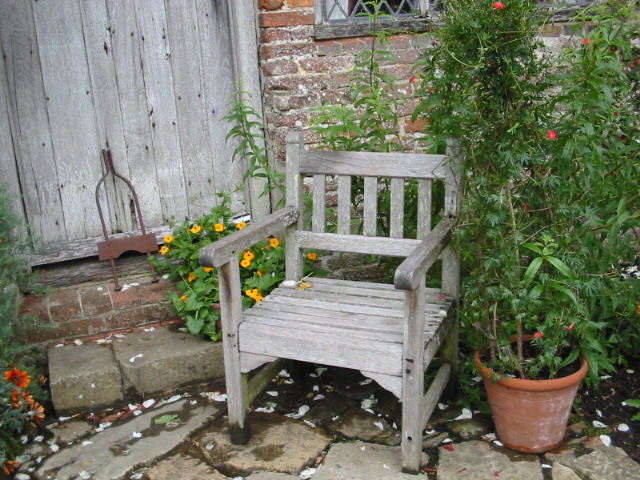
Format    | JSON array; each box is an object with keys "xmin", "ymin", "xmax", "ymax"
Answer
[
  {"xmin": 401, "ymin": 280, "xmax": 426, "ymax": 474},
  {"xmin": 219, "ymin": 259, "xmax": 250, "ymax": 444}
]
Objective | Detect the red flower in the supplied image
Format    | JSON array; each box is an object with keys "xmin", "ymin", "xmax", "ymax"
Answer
[
  {"xmin": 547, "ymin": 130, "xmax": 557, "ymax": 140},
  {"xmin": 582, "ymin": 38, "xmax": 590, "ymax": 45},
  {"xmin": 567, "ymin": 323, "xmax": 575, "ymax": 332},
  {"xmin": 492, "ymin": 1, "xmax": 505, "ymax": 9},
  {"xmin": 4, "ymin": 368, "xmax": 30, "ymax": 389},
  {"xmin": 2, "ymin": 460, "xmax": 19, "ymax": 476},
  {"xmin": 534, "ymin": 331, "xmax": 544, "ymax": 339},
  {"xmin": 409, "ymin": 75, "xmax": 419, "ymax": 84}
]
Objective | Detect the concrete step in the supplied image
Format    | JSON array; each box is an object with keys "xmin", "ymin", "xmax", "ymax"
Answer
[{"xmin": 47, "ymin": 326, "xmax": 225, "ymax": 414}]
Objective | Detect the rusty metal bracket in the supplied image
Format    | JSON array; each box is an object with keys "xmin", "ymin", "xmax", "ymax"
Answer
[{"xmin": 95, "ymin": 149, "xmax": 159, "ymax": 290}]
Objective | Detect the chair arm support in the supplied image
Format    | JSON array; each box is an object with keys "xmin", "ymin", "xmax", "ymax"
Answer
[
  {"xmin": 394, "ymin": 219, "xmax": 453, "ymax": 291},
  {"xmin": 199, "ymin": 206, "xmax": 300, "ymax": 268}
]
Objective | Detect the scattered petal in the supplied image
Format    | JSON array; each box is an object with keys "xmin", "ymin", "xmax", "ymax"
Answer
[
  {"xmin": 494, "ymin": 440, "xmax": 504, "ymax": 447},
  {"xmin": 128, "ymin": 403, "xmax": 139, "ymax": 411},
  {"xmin": 600, "ymin": 375, "xmax": 612, "ymax": 380},
  {"xmin": 266, "ymin": 391, "xmax": 279, "ymax": 397},
  {"xmin": 78, "ymin": 471, "xmax": 92, "ymax": 480},
  {"xmin": 618, "ymin": 423, "xmax": 630, "ymax": 432},
  {"xmin": 374, "ymin": 421, "xmax": 385, "ymax": 430},
  {"xmin": 73, "ymin": 339, "xmax": 83, "ymax": 346},
  {"xmin": 359, "ymin": 378, "xmax": 373, "ymax": 385},
  {"xmin": 142, "ymin": 399, "xmax": 156, "ymax": 409},
  {"xmin": 438, "ymin": 403, "xmax": 449, "ymax": 410},
  {"xmin": 541, "ymin": 464, "xmax": 552, "ymax": 469},
  {"xmin": 593, "ymin": 420, "xmax": 608, "ymax": 428},
  {"xmin": 282, "ymin": 280, "xmax": 297, "ymax": 288},
  {"xmin": 165, "ymin": 395, "xmax": 182, "ymax": 404},
  {"xmin": 82, "ymin": 441, "xmax": 94, "ymax": 446},
  {"xmin": 599, "ymin": 434, "xmax": 612, "ymax": 446},
  {"xmin": 444, "ymin": 444, "xmax": 455, "ymax": 451},
  {"xmin": 442, "ymin": 438, "xmax": 453, "ymax": 444},
  {"xmin": 129, "ymin": 354, "xmax": 143, "ymax": 363},
  {"xmin": 48, "ymin": 443, "xmax": 59, "ymax": 453},
  {"xmin": 132, "ymin": 432, "xmax": 142, "ymax": 438},
  {"xmin": 200, "ymin": 392, "xmax": 227, "ymax": 402},
  {"xmin": 285, "ymin": 405, "xmax": 310, "ymax": 419},
  {"xmin": 304, "ymin": 419, "xmax": 317, "ymax": 428},
  {"xmin": 454, "ymin": 408, "xmax": 473, "ymax": 420},
  {"xmin": 627, "ymin": 369, "xmax": 635, "ymax": 374},
  {"xmin": 300, "ymin": 467, "xmax": 317, "ymax": 479},
  {"xmin": 383, "ymin": 464, "xmax": 390, "ymax": 469},
  {"xmin": 313, "ymin": 394, "xmax": 325, "ymax": 401}
]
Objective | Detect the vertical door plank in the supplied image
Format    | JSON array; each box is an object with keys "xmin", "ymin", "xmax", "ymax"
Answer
[
  {"xmin": 33, "ymin": 0, "xmax": 103, "ymax": 239},
  {"xmin": 0, "ymin": 0, "xmax": 64, "ymax": 245}
]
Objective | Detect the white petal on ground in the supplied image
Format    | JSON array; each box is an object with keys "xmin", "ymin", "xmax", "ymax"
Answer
[
  {"xmin": 599, "ymin": 434, "xmax": 612, "ymax": 446},
  {"xmin": 454, "ymin": 408, "xmax": 473, "ymax": 420},
  {"xmin": 618, "ymin": 423, "xmax": 631, "ymax": 432},
  {"xmin": 593, "ymin": 420, "xmax": 608, "ymax": 428}
]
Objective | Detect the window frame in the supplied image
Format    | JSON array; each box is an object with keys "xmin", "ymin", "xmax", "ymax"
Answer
[{"xmin": 313, "ymin": 0, "xmax": 598, "ymax": 41}]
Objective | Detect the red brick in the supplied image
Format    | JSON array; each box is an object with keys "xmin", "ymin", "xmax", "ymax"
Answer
[
  {"xmin": 265, "ymin": 75, "xmax": 330, "ymax": 93},
  {"xmin": 49, "ymin": 289, "xmax": 83, "ymax": 322},
  {"xmin": 18, "ymin": 295, "xmax": 50, "ymax": 322},
  {"xmin": 139, "ymin": 280, "xmax": 172, "ymax": 305},
  {"xmin": 542, "ymin": 25, "xmax": 562, "ymax": 37},
  {"xmin": 27, "ymin": 317, "xmax": 106, "ymax": 343},
  {"xmin": 262, "ymin": 59, "xmax": 300, "ymax": 76},
  {"xmin": 299, "ymin": 55, "xmax": 354, "ymax": 73},
  {"xmin": 259, "ymin": 0, "xmax": 284, "ymax": 10},
  {"xmin": 111, "ymin": 283, "xmax": 143, "ymax": 310},
  {"xmin": 288, "ymin": 0, "xmax": 314, "ymax": 7},
  {"xmin": 105, "ymin": 304, "xmax": 175, "ymax": 330},
  {"xmin": 260, "ymin": 11, "xmax": 314, "ymax": 28},
  {"xmin": 261, "ymin": 27, "xmax": 293, "ymax": 43},
  {"xmin": 260, "ymin": 42, "xmax": 315, "ymax": 60},
  {"xmin": 269, "ymin": 112, "xmax": 309, "ymax": 128},
  {"xmin": 79, "ymin": 285, "xmax": 113, "ymax": 316},
  {"xmin": 405, "ymin": 117, "xmax": 430, "ymax": 133}
]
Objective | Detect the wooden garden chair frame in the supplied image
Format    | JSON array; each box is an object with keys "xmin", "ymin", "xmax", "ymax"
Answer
[{"xmin": 200, "ymin": 131, "xmax": 462, "ymax": 474}]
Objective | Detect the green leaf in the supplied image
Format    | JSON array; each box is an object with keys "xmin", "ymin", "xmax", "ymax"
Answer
[
  {"xmin": 523, "ymin": 257, "xmax": 543, "ymax": 286},
  {"xmin": 625, "ymin": 399, "xmax": 640, "ymax": 408},
  {"xmin": 154, "ymin": 414, "xmax": 179, "ymax": 425}
]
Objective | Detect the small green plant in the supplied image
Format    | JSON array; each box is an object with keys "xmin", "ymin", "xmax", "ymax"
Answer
[
  {"xmin": 624, "ymin": 399, "xmax": 640, "ymax": 421},
  {"xmin": 150, "ymin": 193, "xmax": 324, "ymax": 341},
  {"xmin": 224, "ymin": 88, "xmax": 285, "ymax": 208}
]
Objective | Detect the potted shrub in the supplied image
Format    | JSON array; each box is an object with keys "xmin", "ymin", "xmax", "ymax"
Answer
[{"xmin": 412, "ymin": 0, "xmax": 640, "ymax": 451}]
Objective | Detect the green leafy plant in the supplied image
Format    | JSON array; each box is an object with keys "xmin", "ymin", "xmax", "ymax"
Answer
[
  {"xmin": 413, "ymin": 0, "xmax": 640, "ymax": 381},
  {"xmin": 624, "ymin": 399, "xmax": 640, "ymax": 421},
  {"xmin": 150, "ymin": 193, "xmax": 324, "ymax": 341},
  {"xmin": 0, "ymin": 185, "xmax": 46, "ymax": 476}
]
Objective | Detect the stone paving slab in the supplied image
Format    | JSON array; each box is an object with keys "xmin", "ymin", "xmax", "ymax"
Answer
[
  {"xmin": 34, "ymin": 398, "xmax": 223, "ymax": 480},
  {"xmin": 145, "ymin": 454, "xmax": 226, "ymax": 480},
  {"xmin": 48, "ymin": 343, "xmax": 123, "ymax": 414},
  {"xmin": 111, "ymin": 327, "xmax": 225, "ymax": 394},
  {"xmin": 557, "ymin": 445, "xmax": 640, "ymax": 480},
  {"xmin": 194, "ymin": 413, "xmax": 331, "ymax": 476},
  {"xmin": 312, "ymin": 440, "xmax": 427, "ymax": 479},
  {"xmin": 437, "ymin": 440, "xmax": 543, "ymax": 480}
]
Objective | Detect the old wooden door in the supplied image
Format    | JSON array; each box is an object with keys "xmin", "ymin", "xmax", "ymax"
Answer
[{"xmin": 0, "ymin": 0, "xmax": 264, "ymax": 262}]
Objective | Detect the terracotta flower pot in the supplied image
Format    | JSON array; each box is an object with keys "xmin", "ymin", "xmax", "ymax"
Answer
[{"xmin": 474, "ymin": 339, "xmax": 589, "ymax": 454}]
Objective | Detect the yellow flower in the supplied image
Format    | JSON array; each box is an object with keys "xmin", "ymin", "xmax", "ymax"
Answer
[
  {"xmin": 203, "ymin": 267, "xmax": 213, "ymax": 273},
  {"xmin": 214, "ymin": 223, "xmax": 224, "ymax": 232},
  {"xmin": 164, "ymin": 235, "xmax": 174, "ymax": 243},
  {"xmin": 270, "ymin": 238, "xmax": 280, "ymax": 248},
  {"xmin": 188, "ymin": 272, "xmax": 196, "ymax": 282},
  {"xmin": 243, "ymin": 251, "xmax": 255, "ymax": 261},
  {"xmin": 190, "ymin": 224, "xmax": 202, "ymax": 234},
  {"xmin": 255, "ymin": 294, "xmax": 264, "ymax": 302},
  {"xmin": 307, "ymin": 252, "xmax": 318, "ymax": 261},
  {"xmin": 245, "ymin": 288, "xmax": 260, "ymax": 299},
  {"xmin": 180, "ymin": 295, "xmax": 188, "ymax": 302},
  {"xmin": 240, "ymin": 258, "xmax": 251, "ymax": 268},
  {"xmin": 236, "ymin": 221, "xmax": 247, "ymax": 230},
  {"xmin": 159, "ymin": 245, "xmax": 170, "ymax": 255},
  {"xmin": 257, "ymin": 269, "xmax": 265, "ymax": 277}
]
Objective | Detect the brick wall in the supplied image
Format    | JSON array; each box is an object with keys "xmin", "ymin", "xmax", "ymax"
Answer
[{"xmin": 257, "ymin": 0, "xmax": 581, "ymax": 161}]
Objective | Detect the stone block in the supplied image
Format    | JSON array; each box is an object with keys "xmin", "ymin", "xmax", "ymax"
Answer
[
  {"xmin": 48, "ymin": 343, "xmax": 123, "ymax": 414},
  {"xmin": 112, "ymin": 327, "xmax": 225, "ymax": 395},
  {"xmin": 313, "ymin": 441, "xmax": 427, "ymax": 479},
  {"xmin": 79, "ymin": 285, "xmax": 113, "ymax": 316},
  {"xmin": 49, "ymin": 289, "xmax": 83, "ymax": 321}
]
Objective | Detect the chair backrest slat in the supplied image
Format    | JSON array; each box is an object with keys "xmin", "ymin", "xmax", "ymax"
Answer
[
  {"xmin": 312, "ymin": 174, "xmax": 326, "ymax": 233},
  {"xmin": 363, "ymin": 177, "xmax": 378, "ymax": 236},
  {"xmin": 389, "ymin": 178, "xmax": 405, "ymax": 239},
  {"xmin": 337, "ymin": 175, "xmax": 351, "ymax": 235},
  {"xmin": 417, "ymin": 179, "xmax": 433, "ymax": 239}
]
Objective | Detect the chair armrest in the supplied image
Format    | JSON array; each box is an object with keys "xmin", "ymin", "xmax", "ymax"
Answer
[
  {"xmin": 199, "ymin": 206, "xmax": 300, "ymax": 268},
  {"xmin": 394, "ymin": 219, "xmax": 454, "ymax": 291}
]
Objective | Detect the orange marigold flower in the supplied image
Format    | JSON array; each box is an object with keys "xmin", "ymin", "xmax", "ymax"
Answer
[
  {"xmin": 10, "ymin": 390, "xmax": 21, "ymax": 409},
  {"xmin": 236, "ymin": 221, "xmax": 247, "ymax": 230},
  {"xmin": 255, "ymin": 294, "xmax": 264, "ymax": 303},
  {"xmin": 256, "ymin": 269, "xmax": 265, "ymax": 278},
  {"xmin": 163, "ymin": 235, "xmax": 174, "ymax": 243},
  {"xmin": 307, "ymin": 252, "xmax": 318, "ymax": 261},
  {"xmin": 270, "ymin": 238, "xmax": 280, "ymax": 248},
  {"xmin": 243, "ymin": 251, "xmax": 255, "ymax": 261},
  {"xmin": 214, "ymin": 223, "xmax": 224, "ymax": 232},
  {"xmin": 29, "ymin": 401, "xmax": 45, "ymax": 423},
  {"xmin": 180, "ymin": 295, "xmax": 188, "ymax": 302},
  {"xmin": 4, "ymin": 368, "xmax": 30, "ymax": 389},
  {"xmin": 159, "ymin": 245, "xmax": 170, "ymax": 255},
  {"xmin": 240, "ymin": 258, "xmax": 251, "ymax": 268},
  {"xmin": 188, "ymin": 272, "xmax": 197, "ymax": 282},
  {"xmin": 2, "ymin": 459, "xmax": 19, "ymax": 476},
  {"xmin": 190, "ymin": 224, "xmax": 202, "ymax": 234},
  {"xmin": 203, "ymin": 267, "xmax": 213, "ymax": 273}
]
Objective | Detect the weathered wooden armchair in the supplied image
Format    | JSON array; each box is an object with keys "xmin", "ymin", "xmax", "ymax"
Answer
[{"xmin": 199, "ymin": 131, "xmax": 462, "ymax": 474}]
